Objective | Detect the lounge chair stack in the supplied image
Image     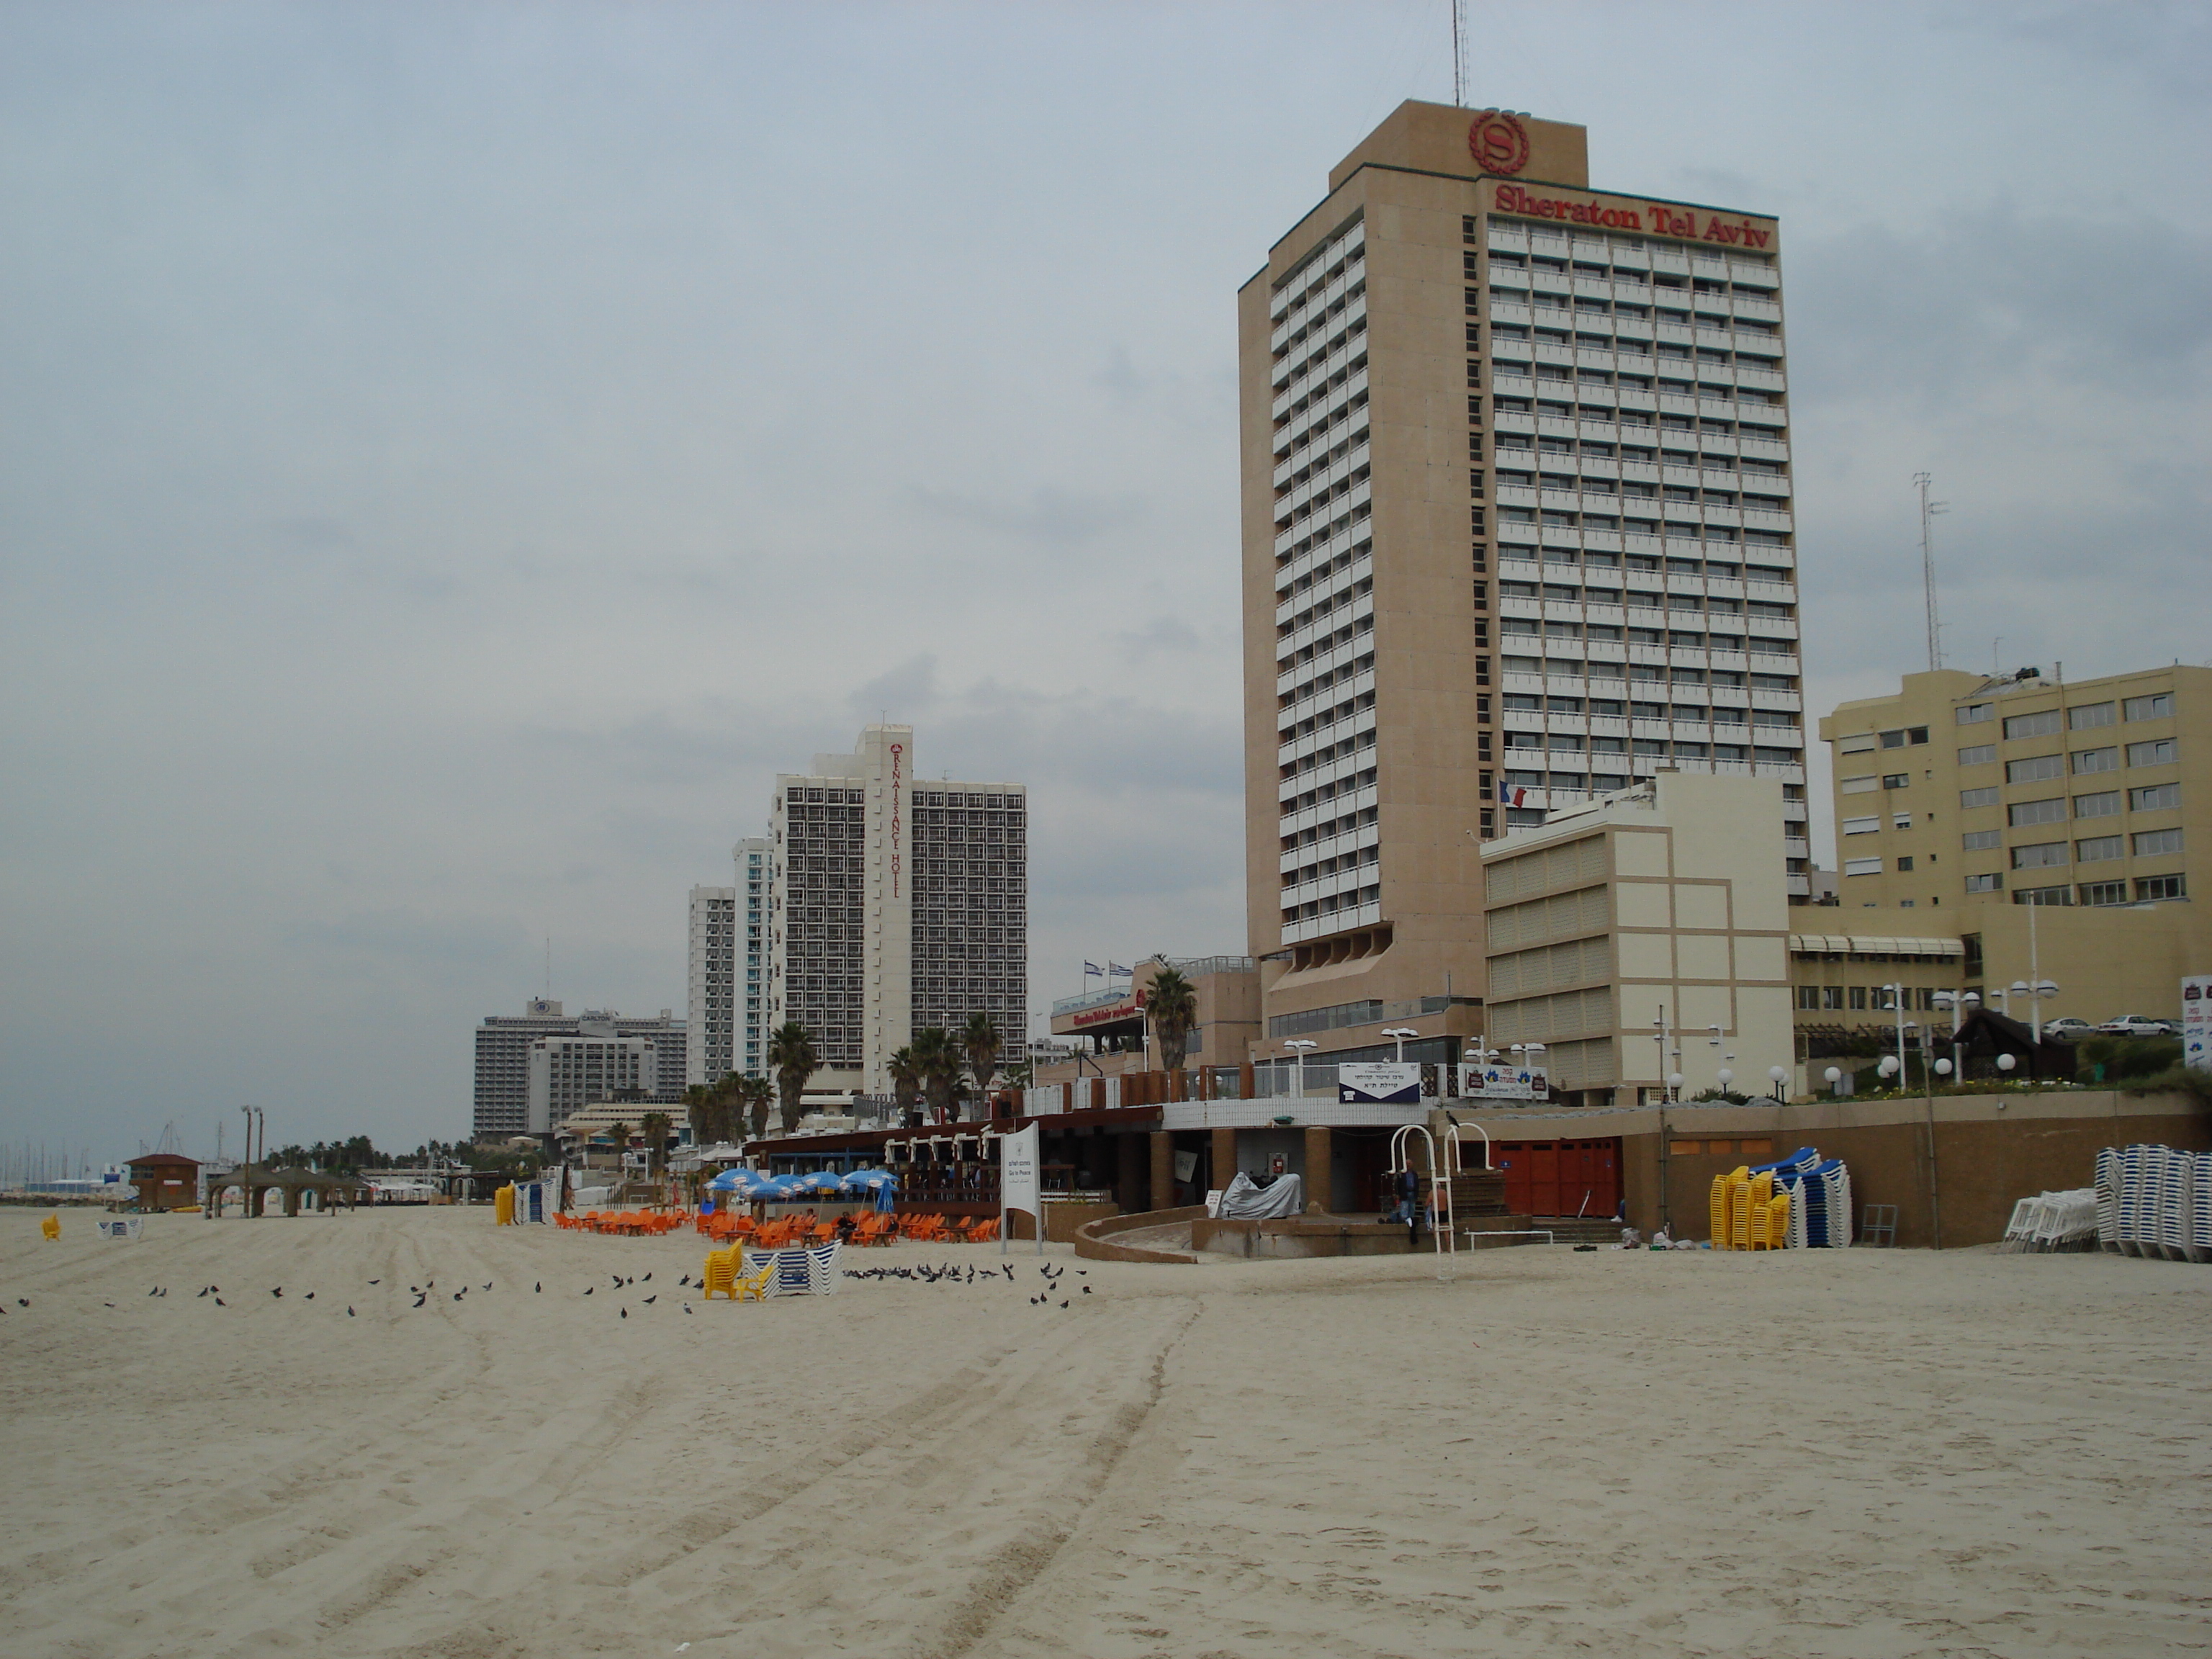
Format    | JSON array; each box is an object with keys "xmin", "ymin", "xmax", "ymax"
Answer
[
  {"xmin": 1709, "ymin": 1148, "xmax": 1851, "ymax": 1249},
  {"xmin": 2092, "ymin": 1144, "xmax": 2210, "ymax": 1263}
]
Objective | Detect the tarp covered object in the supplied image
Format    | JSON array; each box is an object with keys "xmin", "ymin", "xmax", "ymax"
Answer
[{"xmin": 1215, "ymin": 1171, "xmax": 1305, "ymax": 1220}]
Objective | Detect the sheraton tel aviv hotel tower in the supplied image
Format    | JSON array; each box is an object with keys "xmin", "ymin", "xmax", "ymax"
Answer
[{"xmin": 1241, "ymin": 102, "xmax": 1808, "ymax": 1088}]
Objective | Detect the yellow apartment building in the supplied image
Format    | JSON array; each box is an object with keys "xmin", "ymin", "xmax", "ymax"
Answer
[{"xmin": 1817, "ymin": 665, "xmax": 2210, "ymax": 1025}]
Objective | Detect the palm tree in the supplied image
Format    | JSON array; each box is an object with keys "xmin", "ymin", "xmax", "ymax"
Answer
[
  {"xmin": 961, "ymin": 1011, "xmax": 1003, "ymax": 1119},
  {"xmin": 1148, "ymin": 966, "xmax": 1200, "ymax": 1072},
  {"xmin": 742, "ymin": 1076, "xmax": 773, "ymax": 1141},
  {"xmin": 681, "ymin": 1084, "xmax": 713, "ymax": 1148},
  {"xmin": 639, "ymin": 1110, "xmax": 672, "ymax": 1177},
  {"xmin": 605, "ymin": 1120, "xmax": 631, "ymax": 1174},
  {"xmin": 888, "ymin": 1046, "xmax": 921, "ymax": 1123},
  {"xmin": 911, "ymin": 1026, "xmax": 959, "ymax": 1123},
  {"xmin": 768, "ymin": 1022, "xmax": 819, "ymax": 1133}
]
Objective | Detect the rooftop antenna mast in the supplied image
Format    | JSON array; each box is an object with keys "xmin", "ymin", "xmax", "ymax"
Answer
[
  {"xmin": 1450, "ymin": 0, "xmax": 1466, "ymax": 106},
  {"xmin": 1913, "ymin": 470, "xmax": 1948, "ymax": 672}
]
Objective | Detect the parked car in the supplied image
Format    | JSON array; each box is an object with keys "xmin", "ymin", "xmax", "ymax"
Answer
[
  {"xmin": 2043, "ymin": 1017, "xmax": 2098, "ymax": 1041},
  {"xmin": 2097, "ymin": 1014, "xmax": 2177, "ymax": 1038}
]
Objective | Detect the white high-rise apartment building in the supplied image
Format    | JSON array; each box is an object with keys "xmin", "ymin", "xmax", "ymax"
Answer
[
  {"xmin": 686, "ymin": 885, "xmax": 737, "ymax": 1088},
  {"xmin": 768, "ymin": 726, "xmax": 1028, "ymax": 1097},
  {"xmin": 735, "ymin": 836, "xmax": 770, "ymax": 1076}
]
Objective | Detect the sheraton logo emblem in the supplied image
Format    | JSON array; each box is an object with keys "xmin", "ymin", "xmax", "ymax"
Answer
[{"xmin": 1467, "ymin": 111, "xmax": 1530, "ymax": 176}]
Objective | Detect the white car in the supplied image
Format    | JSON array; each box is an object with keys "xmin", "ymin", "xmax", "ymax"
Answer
[
  {"xmin": 2098, "ymin": 1014, "xmax": 2176, "ymax": 1038},
  {"xmin": 2043, "ymin": 1017, "xmax": 2097, "ymax": 1041}
]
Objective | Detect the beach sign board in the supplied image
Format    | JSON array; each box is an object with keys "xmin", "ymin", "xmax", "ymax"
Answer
[
  {"xmin": 1457, "ymin": 1063, "xmax": 1550, "ymax": 1101},
  {"xmin": 2185, "ymin": 976, "xmax": 2211, "ymax": 1074},
  {"xmin": 999, "ymin": 1122, "xmax": 1042, "ymax": 1255},
  {"xmin": 1338, "ymin": 1062, "xmax": 1421, "ymax": 1105}
]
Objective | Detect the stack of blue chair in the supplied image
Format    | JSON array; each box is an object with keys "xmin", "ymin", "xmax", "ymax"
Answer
[{"xmin": 1751, "ymin": 1148, "xmax": 1853, "ymax": 1249}]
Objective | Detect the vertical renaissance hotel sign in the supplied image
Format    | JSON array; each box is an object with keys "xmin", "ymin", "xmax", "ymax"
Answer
[{"xmin": 888, "ymin": 741, "xmax": 904, "ymax": 901}]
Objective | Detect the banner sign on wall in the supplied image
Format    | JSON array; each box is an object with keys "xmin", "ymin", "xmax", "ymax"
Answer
[
  {"xmin": 999, "ymin": 1123, "xmax": 1041, "ymax": 1256},
  {"xmin": 1457, "ymin": 1064, "xmax": 1550, "ymax": 1101},
  {"xmin": 1338, "ymin": 1062, "xmax": 1421, "ymax": 1105},
  {"xmin": 2184, "ymin": 977, "xmax": 2211, "ymax": 1074}
]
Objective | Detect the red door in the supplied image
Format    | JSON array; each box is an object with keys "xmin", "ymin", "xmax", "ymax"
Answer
[{"xmin": 1527, "ymin": 1143, "xmax": 1561, "ymax": 1218}]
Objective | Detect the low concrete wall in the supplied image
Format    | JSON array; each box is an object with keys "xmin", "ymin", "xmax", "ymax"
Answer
[
  {"xmin": 1073, "ymin": 1205, "xmax": 1208, "ymax": 1264},
  {"xmin": 1445, "ymin": 1089, "xmax": 2208, "ymax": 1249},
  {"xmin": 1006, "ymin": 1198, "xmax": 1120, "ymax": 1244},
  {"xmin": 1192, "ymin": 1212, "xmax": 1555, "ymax": 1259}
]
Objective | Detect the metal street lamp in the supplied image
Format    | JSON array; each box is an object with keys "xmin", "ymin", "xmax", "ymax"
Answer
[
  {"xmin": 1382, "ymin": 1026, "xmax": 1421, "ymax": 1064},
  {"xmin": 1768, "ymin": 1064, "xmax": 1789, "ymax": 1102},
  {"xmin": 1284, "ymin": 1038, "xmax": 1318, "ymax": 1100}
]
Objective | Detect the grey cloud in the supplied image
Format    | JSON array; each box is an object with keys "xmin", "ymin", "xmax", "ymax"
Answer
[
  {"xmin": 1789, "ymin": 207, "xmax": 2212, "ymax": 404},
  {"xmin": 903, "ymin": 484, "xmax": 1146, "ymax": 547}
]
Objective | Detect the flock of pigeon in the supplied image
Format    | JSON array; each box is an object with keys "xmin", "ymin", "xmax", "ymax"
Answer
[
  {"xmin": 17, "ymin": 1261, "xmax": 1100, "ymax": 1317},
  {"xmin": 842, "ymin": 1259, "xmax": 1094, "ymax": 1308}
]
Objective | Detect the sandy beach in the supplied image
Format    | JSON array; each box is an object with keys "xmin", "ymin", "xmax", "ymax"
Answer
[{"xmin": 1, "ymin": 1208, "xmax": 2206, "ymax": 1659}]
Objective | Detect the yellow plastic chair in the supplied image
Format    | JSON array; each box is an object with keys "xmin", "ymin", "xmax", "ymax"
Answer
[
  {"xmin": 1768, "ymin": 1191, "xmax": 1791, "ymax": 1250},
  {"xmin": 40, "ymin": 1213, "xmax": 60, "ymax": 1241},
  {"xmin": 493, "ymin": 1184, "xmax": 516, "ymax": 1226},
  {"xmin": 1724, "ymin": 1167, "xmax": 1751, "ymax": 1250},
  {"xmin": 1708, "ymin": 1174, "xmax": 1730, "ymax": 1250},
  {"xmin": 733, "ymin": 1258, "xmax": 776, "ymax": 1302},
  {"xmin": 701, "ymin": 1245, "xmax": 739, "ymax": 1300}
]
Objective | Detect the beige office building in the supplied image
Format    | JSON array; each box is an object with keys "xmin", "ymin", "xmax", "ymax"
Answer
[
  {"xmin": 767, "ymin": 727, "xmax": 1029, "ymax": 1098},
  {"xmin": 1480, "ymin": 772, "xmax": 1795, "ymax": 1105},
  {"xmin": 1816, "ymin": 663, "xmax": 2210, "ymax": 1024},
  {"xmin": 1241, "ymin": 100, "xmax": 1809, "ymax": 1076}
]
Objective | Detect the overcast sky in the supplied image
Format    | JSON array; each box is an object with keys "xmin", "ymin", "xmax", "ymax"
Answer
[{"xmin": 4, "ymin": 1, "xmax": 2206, "ymax": 1161}]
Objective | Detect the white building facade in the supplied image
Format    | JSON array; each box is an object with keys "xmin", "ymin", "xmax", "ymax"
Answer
[
  {"xmin": 524, "ymin": 1019, "xmax": 673, "ymax": 1136},
  {"xmin": 686, "ymin": 885, "xmax": 737, "ymax": 1089},
  {"xmin": 768, "ymin": 726, "xmax": 1028, "ymax": 1097},
  {"xmin": 473, "ymin": 1001, "xmax": 685, "ymax": 1140}
]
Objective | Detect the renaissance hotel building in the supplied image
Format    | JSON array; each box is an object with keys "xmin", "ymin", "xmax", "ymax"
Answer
[{"xmin": 1240, "ymin": 101, "xmax": 1809, "ymax": 1078}]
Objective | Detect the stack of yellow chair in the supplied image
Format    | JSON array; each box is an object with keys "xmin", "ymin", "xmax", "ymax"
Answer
[
  {"xmin": 40, "ymin": 1213, "xmax": 60, "ymax": 1241},
  {"xmin": 701, "ymin": 1244, "xmax": 740, "ymax": 1300},
  {"xmin": 1709, "ymin": 1174, "xmax": 1730, "ymax": 1249},
  {"xmin": 493, "ymin": 1184, "xmax": 516, "ymax": 1226},
  {"xmin": 1724, "ymin": 1167, "xmax": 1753, "ymax": 1249}
]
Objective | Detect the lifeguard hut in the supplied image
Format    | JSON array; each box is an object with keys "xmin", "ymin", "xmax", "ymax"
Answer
[{"xmin": 126, "ymin": 1152, "xmax": 201, "ymax": 1212}]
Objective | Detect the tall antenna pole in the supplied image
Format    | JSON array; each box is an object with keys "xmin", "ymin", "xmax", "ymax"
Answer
[
  {"xmin": 1451, "ymin": 0, "xmax": 1466, "ymax": 106},
  {"xmin": 1913, "ymin": 471, "xmax": 1948, "ymax": 672}
]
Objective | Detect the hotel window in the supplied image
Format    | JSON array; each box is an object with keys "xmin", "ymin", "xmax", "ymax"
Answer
[
  {"xmin": 2003, "ymin": 709, "xmax": 2062, "ymax": 740},
  {"xmin": 2013, "ymin": 885, "xmax": 2074, "ymax": 907},
  {"xmin": 2130, "ymin": 783, "xmax": 2180, "ymax": 811},
  {"xmin": 1822, "ymin": 985, "xmax": 1844, "ymax": 1010},
  {"xmin": 1960, "ymin": 786, "xmax": 2000, "ymax": 809},
  {"xmin": 2137, "ymin": 876, "xmax": 2186, "ymax": 901},
  {"xmin": 1848, "ymin": 986, "xmax": 1869, "ymax": 1010},
  {"xmin": 2008, "ymin": 798, "xmax": 2065, "ymax": 828},
  {"xmin": 2123, "ymin": 693, "xmax": 2174, "ymax": 721},
  {"xmin": 2075, "ymin": 835, "xmax": 2123, "ymax": 863},
  {"xmin": 1961, "ymin": 829, "xmax": 2000, "ymax": 851},
  {"xmin": 2007, "ymin": 755, "xmax": 2063, "ymax": 783},
  {"xmin": 1881, "ymin": 773, "xmax": 1910, "ymax": 791},
  {"xmin": 2012, "ymin": 841, "xmax": 2068, "ymax": 869},
  {"xmin": 2080, "ymin": 881, "xmax": 2128, "ymax": 907},
  {"xmin": 1842, "ymin": 816, "xmax": 1879, "ymax": 836},
  {"xmin": 2072, "ymin": 746, "xmax": 2118, "ymax": 775},
  {"xmin": 2074, "ymin": 791, "xmax": 2121, "ymax": 818},
  {"xmin": 1896, "ymin": 856, "xmax": 1915, "ymax": 871},
  {"xmin": 1958, "ymin": 743, "xmax": 1996, "ymax": 767},
  {"xmin": 2133, "ymin": 829, "xmax": 2183, "ymax": 858},
  {"xmin": 2126, "ymin": 739, "xmax": 2177, "ymax": 767},
  {"xmin": 1956, "ymin": 703, "xmax": 1992, "ymax": 724},
  {"xmin": 1843, "ymin": 856, "xmax": 1882, "ymax": 877},
  {"xmin": 1796, "ymin": 985, "xmax": 1821, "ymax": 1010},
  {"xmin": 1964, "ymin": 872, "xmax": 2002, "ymax": 893},
  {"xmin": 2068, "ymin": 702, "xmax": 2115, "ymax": 730}
]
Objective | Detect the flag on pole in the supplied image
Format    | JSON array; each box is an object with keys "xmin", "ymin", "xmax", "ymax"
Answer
[
  {"xmin": 1108, "ymin": 962, "xmax": 1130, "ymax": 977},
  {"xmin": 1083, "ymin": 961, "xmax": 1102, "ymax": 978}
]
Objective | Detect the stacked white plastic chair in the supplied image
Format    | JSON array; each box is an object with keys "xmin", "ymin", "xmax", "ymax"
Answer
[
  {"xmin": 2094, "ymin": 1144, "xmax": 2209, "ymax": 1262},
  {"xmin": 1753, "ymin": 1148, "xmax": 1853, "ymax": 1249},
  {"xmin": 2093, "ymin": 1146, "xmax": 2121, "ymax": 1253}
]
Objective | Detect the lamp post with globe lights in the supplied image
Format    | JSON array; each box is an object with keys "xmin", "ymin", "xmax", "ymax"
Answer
[{"xmin": 1284, "ymin": 1038, "xmax": 1318, "ymax": 1100}]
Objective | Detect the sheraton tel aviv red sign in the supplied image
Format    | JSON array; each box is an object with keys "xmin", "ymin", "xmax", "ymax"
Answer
[{"xmin": 1468, "ymin": 111, "xmax": 1773, "ymax": 250}]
